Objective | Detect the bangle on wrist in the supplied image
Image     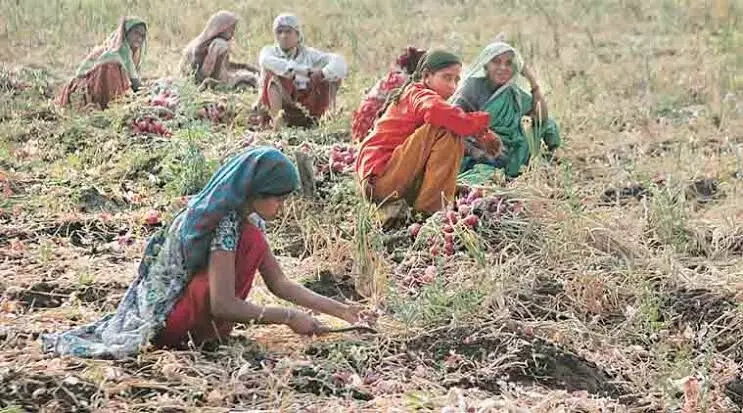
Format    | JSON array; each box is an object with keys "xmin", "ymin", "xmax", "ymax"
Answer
[
  {"xmin": 283, "ymin": 309, "xmax": 293, "ymax": 324},
  {"xmin": 257, "ymin": 306, "xmax": 267, "ymax": 323}
]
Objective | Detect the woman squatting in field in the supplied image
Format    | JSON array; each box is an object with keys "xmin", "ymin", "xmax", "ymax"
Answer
[
  {"xmin": 181, "ymin": 10, "xmax": 260, "ymax": 90},
  {"xmin": 56, "ymin": 17, "xmax": 147, "ymax": 110},
  {"xmin": 355, "ymin": 50, "xmax": 502, "ymax": 216},
  {"xmin": 42, "ymin": 148, "xmax": 366, "ymax": 358}
]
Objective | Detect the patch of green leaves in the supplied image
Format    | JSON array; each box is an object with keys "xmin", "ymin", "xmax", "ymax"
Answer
[
  {"xmin": 160, "ymin": 129, "xmax": 217, "ymax": 197},
  {"xmin": 388, "ymin": 277, "xmax": 485, "ymax": 328}
]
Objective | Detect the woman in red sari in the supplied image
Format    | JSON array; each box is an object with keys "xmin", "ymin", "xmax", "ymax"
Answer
[
  {"xmin": 43, "ymin": 148, "xmax": 366, "ymax": 358},
  {"xmin": 57, "ymin": 16, "xmax": 147, "ymax": 110}
]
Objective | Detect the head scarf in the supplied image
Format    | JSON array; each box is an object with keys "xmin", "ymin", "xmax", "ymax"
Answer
[
  {"xmin": 452, "ymin": 42, "xmax": 525, "ymax": 106},
  {"xmin": 273, "ymin": 13, "xmax": 303, "ymax": 43},
  {"xmin": 419, "ymin": 50, "xmax": 462, "ymax": 73},
  {"xmin": 75, "ymin": 16, "xmax": 147, "ymax": 80},
  {"xmin": 180, "ymin": 146, "xmax": 300, "ymax": 273},
  {"xmin": 183, "ymin": 10, "xmax": 238, "ymax": 66}
]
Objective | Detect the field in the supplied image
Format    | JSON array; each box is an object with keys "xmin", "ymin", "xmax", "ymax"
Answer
[{"xmin": 1, "ymin": 0, "xmax": 743, "ymax": 411}]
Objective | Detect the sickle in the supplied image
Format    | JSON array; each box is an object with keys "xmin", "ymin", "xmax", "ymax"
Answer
[{"xmin": 321, "ymin": 325, "xmax": 378, "ymax": 335}]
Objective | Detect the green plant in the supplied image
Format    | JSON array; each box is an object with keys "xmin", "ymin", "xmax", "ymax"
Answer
[
  {"xmin": 38, "ymin": 239, "xmax": 55, "ymax": 264},
  {"xmin": 648, "ymin": 180, "xmax": 690, "ymax": 251},
  {"xmin": 161, "ymin": 131, "xmax": 217, "ymax": 197},
  {"xmin": 637, "ymin": 285, "xmax": 668, "ymax": 335},
  {"xmin": 388, "ymin": 277, "xmax": 485, "ymax": 328},
  {"xmin": 352, "ymin": 201, "xmax": 386, "ymax": 303},
  {"xmin": 78, "ymin": 269, "xmax": 95, "ymax": 286}
]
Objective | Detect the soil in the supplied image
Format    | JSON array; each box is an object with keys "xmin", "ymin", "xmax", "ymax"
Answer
[
  {"xmin": 302, "ymin": 270, "xmax": 364, "ymax": 302},
  {"xmin": 402, "ymin": 325, "xmax": 633, "ymax": 401}
]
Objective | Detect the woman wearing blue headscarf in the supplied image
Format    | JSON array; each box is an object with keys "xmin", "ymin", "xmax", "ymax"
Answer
[{"xmin": 42, "ymin": 147, "xmax": 363, "ymax": 359}]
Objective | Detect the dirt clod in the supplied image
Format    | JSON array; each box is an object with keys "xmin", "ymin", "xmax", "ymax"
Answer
[
  {"xmin": 0, "ymin": 370, "xmax": 97, "ymax": 412},
  {"xmin": 403, "ymin": 325, "xmax": 631, "ymax": 400},
  {"xmin": 302, "ymin": 271, "xmax": 363, "ymax": 302},
  {"xmin": 4, "ymin": 281, "xmax": 126, "ymax": 311},
  {"xmin": 600, "ymin": 183, "xmax": 649, "ymax": 205},
  {"xmin": 663, "ymin": 287, "xmax": 735, "ymax": 328}
]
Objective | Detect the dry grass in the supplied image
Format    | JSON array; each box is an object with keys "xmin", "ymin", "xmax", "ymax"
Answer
[{"xmin": 1, "ymin": 0, "xmax": 743, "ymax": 411}]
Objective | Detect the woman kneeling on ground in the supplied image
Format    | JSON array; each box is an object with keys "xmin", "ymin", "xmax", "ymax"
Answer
[
  {"xmin": 452, "ymin": 42, "xmax": 560, "ymax": 178},
  {"xmin": 42, "ymin": 147, "xmax": 364, "ymax": 359},
  {"xmin": 57, "ymin": 16, "xmax": 147, "ymax": 110},
  {"xmin": 181, "ymin": 10, "xmax": 259, "ymax": 90},
  {"xmin": 355, "ymin": 50, "xmax": 501, "ymax": 215}
]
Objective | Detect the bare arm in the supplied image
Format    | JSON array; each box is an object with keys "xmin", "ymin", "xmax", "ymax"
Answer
[
  {"xmin": 229, "ymin": 61, "xmax": 260, "ymax": 73},
  {"xmin": 208, "ymin": 250, "xmax": 293, "ymax": 325},
  {"xmin": 200, "ymin": 48, "xmax": 219, "ymax": 81},
  {"xmin": 522, "ymin": 65, "xmax": 549, "ymax": 124},
  {"xmin": 259, "ymin": 248, "xmax": 357, "ymax": 323}
]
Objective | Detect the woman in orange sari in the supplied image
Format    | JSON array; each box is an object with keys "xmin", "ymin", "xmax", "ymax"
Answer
[
  {"xmin": 56, "ymin": 17, "xmax": 147, "ymax": 110},
  {"xmin": 181, "ymin": 10, "xmax": 259, "ymax": 89},
  {"xmin": 355, "ymin": 50, "xmax": 501, "ymax": 215}
]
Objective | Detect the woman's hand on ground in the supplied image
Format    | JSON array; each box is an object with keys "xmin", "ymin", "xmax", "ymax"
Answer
[{"xmin": 287, "ymin": 310, "xmax": 326, "ymax": 335}]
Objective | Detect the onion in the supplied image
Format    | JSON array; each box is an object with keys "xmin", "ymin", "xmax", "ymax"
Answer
[
  {"xmin": 331, "ymin": 151, "xmax": 345, "ymax": 162},
  {"xmin": 463, "ymin": 214, "xmax": 479, "ymax": 229},
  {"xmin": 421, "ymin": 265, "xmax": 437, "ymax": 283},
  {"xmin": 144, "ymin": 210, "xmax": 161, "ymax": 225},
  {"xmin": 331, "ymin": 161, "xmax": 346, "ymax": 172},
  {"xmin": 408, "ymin": 223, "xmax": 422, "ymax": 238},
  {"xmin": 444, "ymin": 243, "xmax": 455, "ymax": 256},
  {"xmin": 446, "ymin": 211, "xmax": 458, "ymax": 225},
  {"xmin": 466, "ymin": 188, "xmax": 483, "ymax": 203}
]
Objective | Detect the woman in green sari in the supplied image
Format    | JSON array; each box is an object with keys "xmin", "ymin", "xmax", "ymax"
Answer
[{"xmin": 452, "ymin": 42, "xmax": 560, "ymax": 178}]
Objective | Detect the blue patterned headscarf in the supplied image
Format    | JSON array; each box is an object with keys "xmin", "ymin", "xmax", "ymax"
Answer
[{"xmin": 180, "ymin": 146, "xmax": 299, "ymax": 273}]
